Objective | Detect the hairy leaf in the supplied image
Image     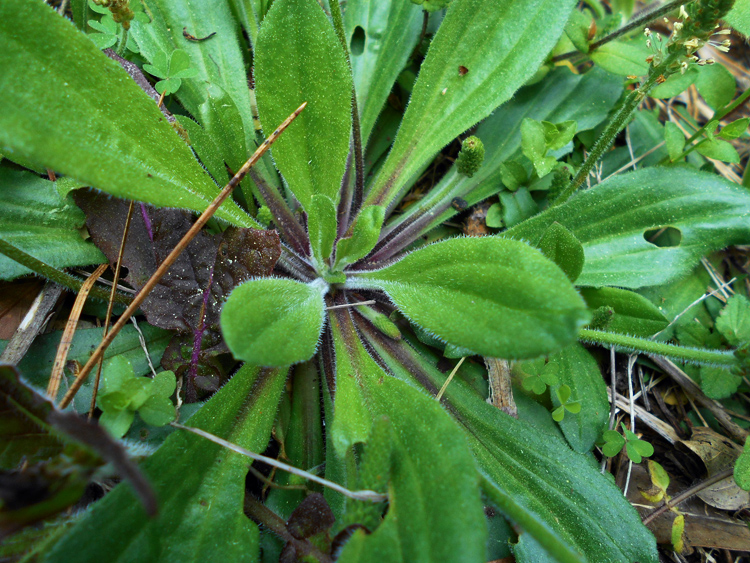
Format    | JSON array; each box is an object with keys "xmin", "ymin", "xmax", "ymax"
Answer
[
  {"xmin": 538, "ymin": 222, "xmax": 585, "ymax": 283},
  {"xmin": 222, "ymin": 278, "xmax": 326, "ymax": 366},
  {"xmin": 580, "ymin": 287, "xmax": 669, "ymax": 337},
  {"xmin": 505, "ymin": 167, "xmax": 750, "ymax": 288},
  {"xmin": 363, "ymin": 0, "xmax": 576, "ymax": 209},
  {"xmin": 349, "ymin": 237, "xmax": 589, "ymax": 359},
  {"xmin": 0, "ymin": 0, "xmax": 254, "ymax": 227},
  {"xmin": 329, "ymin": 310, "xmax": 486, "ymax": 563},
  {"xmin": 0, "ymin": 169, "xmax": 104, "ymax": 280},
  {"xmin": 44, "ymin": 364, "xmax": 287, "ymax": 563},
  {"xmin": 254, "ymin": 0, "xmax": 352, "ymax": 210}
]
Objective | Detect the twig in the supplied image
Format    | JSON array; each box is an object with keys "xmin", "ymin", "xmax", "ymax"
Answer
[
  {"xmin": 325, "ymin": 300, "xmax": 376, "ymax": 310},
  {"xmin": 47, "ymin": 264, "xmax": 108, "ymax": 401},
  {"xmin": 172, "ymin": 423, "xmax": 386, "ymax": 502},
  {"xmin": 89, "ymin": 201, "xmax": 135, "ymax": 419},
  {"xmin": 642, "ymin": 467, "xmax": 734, "ymax": 525},
  {"xmin": 436, "ymin": 357, "xmax": 466, "ymax": 402},
  {"xmin": 57, "ymin": 102, "xmax": 307, "ymax": 410}
]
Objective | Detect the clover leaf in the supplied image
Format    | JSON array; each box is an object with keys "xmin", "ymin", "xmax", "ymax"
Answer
[
  {"xmin": 519, "ymin": 358, "xmax": 559, "ymax": 395},
  {"xmin": 600, "ymin": 423, "xmax": 654, "ymax": 463},
  {"xmin": 97, "ymin": 356, "xmax": 176, "ymax": 438},
  {"xmin": 87, "ymin": 15, "xmax": 119, "ymax": 50},
  {"xmin": 143, "ymin": 49, "xmax": 199, "ymax": 96},
  {"xmin": 551, "ymin": 384, "xmax": 581, "ymax": 422}
]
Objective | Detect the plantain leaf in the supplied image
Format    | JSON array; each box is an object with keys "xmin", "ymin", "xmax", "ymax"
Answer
[
  {"xmin": 329, "ymin": 310, "xmax": 486, "ymax": 563},
  {"xmin": 254, "ymin": 0, "xmax": 352, "ymax": 211},
  {"xmin": 0, "ymin": 169, "xmax": 105, "ymax": 280},
  {"xmin": 344, "ymin": 0, "xmax": 423, "ymax": 141},
  {"xmin": 0, "ymin": 0, "xmax": 254, "ymax": 228},
  {"xmin": 221, "ymin": 278, "xmax": 327, "ymax": 367},
  {"xmin": 349, "ymin": 237, "xmax": 589, "ymax": 359},
  {"xmin": 43, "ymin": 364, "xmax": 287, "ymax": 563},
  {"xmin": 505, "ymin": 167, "xmax": 750, "ymax": 288},
  {"xmin": 538, "ymin": 222, "xmax": 585, "ymax": 283},
  {"xmin": 363, "ymin": 0, "xmax": 576, "ymax": 209},
  {"xmin": 365, "ymin": 332, "xmax": 659, "ymax": 563},
  {"xmin": 580, "ymin": 287, "xmax": 669, "ymax": 337}
]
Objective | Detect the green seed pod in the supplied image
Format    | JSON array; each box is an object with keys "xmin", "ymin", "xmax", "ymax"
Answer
[
  {"xmin": 589, "ymin": 306, "xmax": 615, "ymax": 330},
  {"xmin": 410, "ymin": 0, "xmax": 453, "ymax": 13},
  {"xmin": 681, "ymin": 0, "xmax": 736, "ymax": 40},
  {"xmin": 455, "ymin": 136, "xmax": 485, "ymax": 178}
]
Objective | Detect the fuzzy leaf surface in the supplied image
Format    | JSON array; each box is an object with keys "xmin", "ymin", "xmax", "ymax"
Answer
[
  {"xmin": 505, "ymin": 167, "xmax": 750, "ymax": 288},
  {"xmin": 0, "ymin": 170, "xmax": 104, "ymax": 280},
  {"xmin": 254, "ymin": 0, "xmax": 352, "ymax": 210},
  {"xmin": 0, "ymin": 0, "xmax": 254, "ymax": 227},
  {"xmin": 364, "ymin": 0, "xmax": 576, "ymax": 208},
  {"xmin": 580, "ymin": 287, "xmax": 669, "ymax": 337},
  {"xmin": 329, "ymin": 311, "xmax": 486, "ymax": 563},
  {"xmin": 351, "ymin": 237, "xmax": 589, "ymax": 359},
  {"xmin": 44, "ymin": 365, "xmax": 287, "ymax": 563},
  {"xmin": 222, "ymin": 279, "xmax": 325, "ymax": 366}
]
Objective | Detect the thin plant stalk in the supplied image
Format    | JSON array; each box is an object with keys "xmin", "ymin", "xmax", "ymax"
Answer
[{"xmin": 58, "ymin": 102, "xmax": 307, "ymax": 409}]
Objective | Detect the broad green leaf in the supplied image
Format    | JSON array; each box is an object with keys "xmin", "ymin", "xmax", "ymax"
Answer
[
  {"xmin": 725, "ymin": 0, "xmax": 750, "ymax": 36},
  {"xmin": 697, "ymin": 138, "xmax": 740, "ymax": 163},
  {"xmin": 505, "ymin": 167, "xmax": 750, "ymax": 288},
  {"xmin": 695, "ymin": 63, "xmax": 736, "ymax": 109},
  {"xmin": 720, "ymin": 117, "xmax": 750, "ymax": 140},
  {"xmin": 254, "ymin": 0, "xmax": 352, "ymax": 210},
  {"xmin": 344, "ymin": 0, "xmax": 423, "ymax": 141},
  {"xmin": 329, "ymin": 311, "xmax": 486, "ymax": 563},
  {"xmin": 590, "ymin": 41, "xmax": 649, "ymax": 76},
  {"xmin": 716, "ymin": 294, "xmax": 750, "ymax": 345},
  {"xmin": 308, "ymin": 195, "xmax": 338, "ymax": 264},
  {"xmin": 222, "ymin": 278, "xmax": 326, "ymax": 366},
  {"xmin": 364, "ymin": 0, "xmax": 576, "ymax": 209},
  {"xmin": 227, "ymin": 0, "xmax": 261, "ymax": 46},
  {"xmin": 522, "ymin": 118, "xmax": 558, "ymax": 177},
  {"xmin": 335, "ymin": 205, "xmax": 385, "ymax": 269},
  {"xmin": 498, "ymin": 189, "xmax": 539, "ymax": 228},
  {"xmin": 366, "ymin": 333, "xmax": 658, "ymax": 563},
  {"xmin": 384, "ymin": 67, "xmax": 623, "ymax": 242},
  {"xmin": 349, "ymin": 237, "xmax": 589, "ymax": 359},
  {"xmin": 580, "ymin": 287, "xmax": 669, "ymax": 337},
  {"xmin": 700, "ymin": 365, "xmax": 742, "ymax": 399},
  {"xmin": 664, "ymin": 121, "xmax": 686, "ymax": 161},
  {"xmin": 0, "ymin": 0, "xmax": 254, "ymax": 227},
  {"xmin": 0, "ymin": 169, "xmax": 105, "ymax": 280},
  {"xmin": 538, "ymin": 222, "xmax": 585, "ymax": 283},
  {"xmin": 651, "ymin": 67, "xmax": 699, "ymax": 99},
  {"xmin": 44, "ymin": 364, "xmax": 286, "ymax": 563},
  {"xmin": 734, "ymin": 438, "xmax": 750, "ymax": 491},
  {"xmin": 548, "ymin": 345, "xmax": 609, "ymax": 453},
  {"xmin": 175, "ymin": 116, "xmax": 227, "ymax": 187}
]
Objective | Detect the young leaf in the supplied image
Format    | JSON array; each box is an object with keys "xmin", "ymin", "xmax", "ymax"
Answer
[
  {"xmin": 335, "ymin": 205, "xmax": 385, "ymax": 269},
  {"xmin": 695, "ymin": 62, "xmax": 736, "ymax": 110},
  {"xmin": 601, "ymin": 430, "xmax": 626, "ymax": 457},
  {"xmin": 505, "ymin": 167, "xmax": 750, "ymax": 288},
  {"xmin": 734, "ymin": 438, "xmax": 750, "ymax": 491},
  {"xmin": 719, "ymin": 117, "xmax": 750, "ymax": 140},
  {"xmin": 363, "ymin": 0, "xmax": 577, "ymax": 209},
  {"xmin": 308, "ymin": 195, "xmax": 338, "ymax": 265},
  {"xmin": 349, "ymin": 237, "xmax": 589, "ymax": 359},
  {"xmin": 538, "ymin": 222, "xmax": 585, "ymax": 283},
  {"xmin": 254, "ymin": 0, "xmax": 352, "ymax": 211},
  {"xmin": 697, "ymin": 138, "xmax": 741, "ymax": 163},
  {"xmin": 715, "ymin": 294, "xmax": 750, "ymax": 345},
  {"xmin": 0, "ymin": 0, "xmax": 255, "ymax": 227},
  {"xmin": 222, "ymin": 278, "xmax": 327, "ymax": 366},
  {"xmin": 580, "ymin": 287, "xmax": 669, "ymax": 337},
  {"xmin": 0, "ymin": 169, "xmax": 105, "ymax": 281},
  {"xmin": 664, "ymin": 121, "xmax": 686, "ymax": 161},
  {"xmin": 521, "ymin": 118, "xmax": 558, "ymax": 177},
  {"xmin": 700, "ymin": 365, "xmax": 742, "ymax": 400},
  {"xmin": 44, "ymin": 365, "xmax": 287, "ymax": 563}
]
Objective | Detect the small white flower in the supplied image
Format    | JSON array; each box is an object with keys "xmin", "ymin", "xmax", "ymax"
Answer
[{"xmin": 679, "ymin": 5, "xmax": 689, "ymax": 20}]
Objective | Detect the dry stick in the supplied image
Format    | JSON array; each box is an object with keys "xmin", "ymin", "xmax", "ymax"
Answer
[
  {"xmin": 642, "ymin": 467, "xmax": 734, "ymax": 525},
  {"xmin": 436, "ymin": 357, "xmax": 466, "ymax": 402},
  {"xmin": 47, "ymin": 264, "xmax": 109, "ymax": 401},
  {"xmin": 88, "ymin": 201, "xmax": 136, "ymax": 419},
  {"xmin": 58, "ymin": 102, "xmax": 307, "ymax": 410}
]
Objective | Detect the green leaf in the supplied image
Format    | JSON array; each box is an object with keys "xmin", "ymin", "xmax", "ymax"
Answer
[
  {"xmin": 221, "ymin": 278, "xmax": 326, "ymax": 366},
  {"xmin": 308, "ymin": 195, "xmax": 339, "ymax": 264},
  {"xmin": 367, "ymin": 334, "xmax": 658, "ymax": 563},
  {"xmin": 601, "ymin": 430, "xmax": 625, "ymax": 457},
  {"xmin": 485, "ymin": 203, "xmax": 504, "ymax": 229},
  {"xmin": 0, "ymin": 0, "xmax": 254, "ymax": 227},
  {"xmin": 648, "ymin": 460, "xmax": 670, "ymax": 492},
  {"xmin": 329, "ymin": 311, "xmax": 487, "ymax": 563},
  {"xmin": 364, "ymin": 0, "xmax": 576, "ymax": 208},
  {"xmin": 505, "ymin": 167, "xmax": 750, "ymax": 288},
  {"xmin": 138, "ymin": 395, "xmax": 176, "ymax": 427},
  {"xmin": 715, "ymin": 294, "xmax": 750, "ymax": 345},
  {"xmin": 44, "ymin": 365, "xmax": 286, "ymax": 563},
  {"xmin": 664, "ymin": 121, "xmax": 686, "ymax": 161},
  {"xmin": 543, "ymin": 120, "xmax": 577, "ymax": 151},
  {"xmin": 522, "ymin": 118, "xmax": 558, "ymax": 177},
  {"xmin": 254, "ymin": 0, "xmax": 352, "ymax": 210},
  {"xmin": 700, "ymin": 365, "xmax": 742, "ymax": 399},
  {"xmin": 651, "ymin": 67, "xmax": 699, "ymax": 99},
  {"xmin": 335, "ymin": 205, "xmax": 385, "ymax": 269},
  {"xmin": 695, "ymin": 63, "xmax": 736, "ymax": 110},
  {"xmin": 99, "ymin": 408, "xmax": 135, "ymax": 439},
  {"xmin": 719, "ymin": 117, "xmax": 750, "ymax": 140},
  {"xmin": 151, "ymin": 370, "xmax": 177, "ymax": 398},
  {"xmin": 344, "ymin": 0, "xmax": 423, "ymax": 141},
  {"xmin": 350, "ymin": 237, "xmax": 589, "ymax": 359},
  {"xmin": 498, "ymin": 188, "xmax": 539, "ymax": 228},
  {"xmin": 725, "ymin": 0, "xmax": 750, "ymax": 36},
  {"xmin": 580, "ymin": 287, "xmax": 669, "ymax": 337},
  {"xmin": 0, "ymin": 169, "xmax": 105, "ymax": 280},
  {"xmin": 590, "ymin": 41, "xmax": 650, "ymax": 76},
  {"xmin": 626, "ymin": 438, "xmax": 654, "ymax": 463},
  {"xmin": 538, "ymin": 222, "xmax": 585, "ymax": 283},
  {"xmin": 564, "ymin": 8, "xmax": 592, "ymax": 53},
  {"xmin": 697, "ymin": 138, "xmax": 741, "ymax": 163},
  {"xmin": 734, "ymin": 438, "xmax": 750, "ymax": 491},
  {"xmin": 548, "ymin": 345, "xmax": 609, "ymax": 452}
]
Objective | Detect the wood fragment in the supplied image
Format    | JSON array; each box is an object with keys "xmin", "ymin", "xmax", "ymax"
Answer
[{"xmin": 485, "ymin": 358, "xmax": 517, "ymax": 418}]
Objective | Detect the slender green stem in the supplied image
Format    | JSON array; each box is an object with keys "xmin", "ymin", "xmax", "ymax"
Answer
[
  {"xmin": 552, "ymin": 0, "xmax": 692, "ymax": 63},
  {"xmin": 579, "ymin": 328, "xmax": 737, "ymax": 366},
  {"xmin": 553, "ymin": 50, "xmax": 683, "ymax": 207},
  {"xmin": 115, "ymin": 27, "xmax": 129, "ymax": 57},
  {"xmin": 0, "ymin": 238, "xmax": 131, "ymax": 304}
]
